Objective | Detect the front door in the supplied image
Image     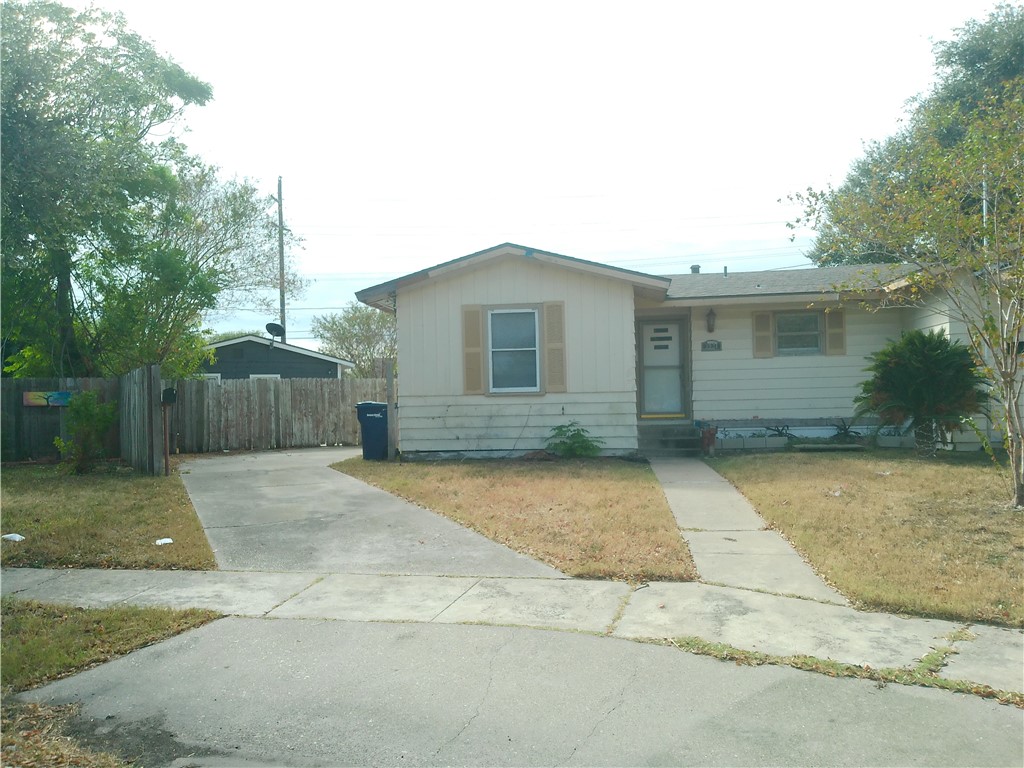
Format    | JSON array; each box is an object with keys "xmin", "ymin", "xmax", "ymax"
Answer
[{"xmin": 641, "ymin": 322, "xmax": 684, "ymax": 416}]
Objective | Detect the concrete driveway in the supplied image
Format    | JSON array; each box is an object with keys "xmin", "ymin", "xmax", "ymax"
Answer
[{"xmin": 179, "ymin": 448, "xmax": 562, "ymax": 578}]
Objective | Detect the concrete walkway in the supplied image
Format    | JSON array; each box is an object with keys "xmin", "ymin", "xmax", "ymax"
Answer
[
  {"xmin": 649, "ymin": 458, "xmax": 848, "ymax": 604},
  {"xmin": 1, "ymin": 451, "xmax": 1021, "ymax": 696}
]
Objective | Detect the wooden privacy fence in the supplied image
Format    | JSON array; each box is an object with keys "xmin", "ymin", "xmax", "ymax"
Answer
[
  {"xmin": 165, "ymin": 377, "xmax": 387, "ymax": 453},
  {"xmin": 120, "ymin": 365, "xmax": 163, "ymax": 474},
  {"xmin": 0, "ymin": 377, "xmax": 119, "ymax": 462},
  {"xmin": 1, "ymin": 370, "xmax": 387, "ymax": 472}
]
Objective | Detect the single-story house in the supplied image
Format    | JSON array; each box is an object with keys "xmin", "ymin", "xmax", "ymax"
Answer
[
  {"xmin": 355, "ymin": 242, "xmax": 971, "ymax": 458},
  {"xmin": 203, "ymin": 335, "xmax": 355, "ymax": 380}
]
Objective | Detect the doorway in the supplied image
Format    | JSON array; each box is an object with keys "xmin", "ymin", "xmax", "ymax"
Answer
[{"xmin": 640, "ymin": 321, "xmax": 686, "ymax": 417}]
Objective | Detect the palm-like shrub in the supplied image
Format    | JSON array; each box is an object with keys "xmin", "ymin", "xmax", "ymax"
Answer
[{"xmin": 854, "ymin": 329, "xmax": 989, "ymax": 455}]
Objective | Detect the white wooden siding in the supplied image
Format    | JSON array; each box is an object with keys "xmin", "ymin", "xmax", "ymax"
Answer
[
  {"xmin": 396, "ymin": 392, "xmax": 638, "ymax": 455},
  {"xmin": 396, "ymin": 257, "xmax": 639, "ymax": 455},
  {"xmin": 906, "ymin": 303, "xmax": 951, "ymax": 336},
  {"xmin": 690, "ymin": 303, "xmax": 904, "ymax": 421},
  {"xmin": 905, "ymin": 298, "xmax": 970, "ymax": 344}
]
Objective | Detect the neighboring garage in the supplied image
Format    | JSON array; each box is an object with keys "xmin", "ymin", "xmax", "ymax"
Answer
[{"xmin": 203, "ymin": 335, "xmax": 354, "ymax": 380}]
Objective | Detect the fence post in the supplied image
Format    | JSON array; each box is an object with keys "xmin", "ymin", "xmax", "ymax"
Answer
[
  {"xmin": 118, "ymin": 364, "xmax": 163, "ymax": 475},
  {"xmin": 385, "ymin": 361, "xmax": 397, "ymax": 460}
]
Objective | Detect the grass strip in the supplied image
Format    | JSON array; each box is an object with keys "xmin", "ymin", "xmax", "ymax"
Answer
[
  {"xmin": 1, "ymin": 597, "xmax": 219, "ymax": 692},
  {"xmin": 665, "ymin": 635, "xmax": 1024, "ymax": 708}
]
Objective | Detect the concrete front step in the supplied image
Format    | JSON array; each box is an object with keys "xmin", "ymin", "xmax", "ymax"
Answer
[{"xmin": 638, "ymin": 424, "xmax": 702, "ymax": 457}]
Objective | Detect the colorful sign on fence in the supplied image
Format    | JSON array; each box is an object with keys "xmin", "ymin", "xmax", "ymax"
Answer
[{"xmin": 23, "ymin": 391, "xmax": 72, "ymax": 407}]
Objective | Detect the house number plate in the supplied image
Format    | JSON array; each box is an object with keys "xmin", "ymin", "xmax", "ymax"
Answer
[{"xmin": 701, "ymin": 340, "xmax": 722, "ymax": 352}]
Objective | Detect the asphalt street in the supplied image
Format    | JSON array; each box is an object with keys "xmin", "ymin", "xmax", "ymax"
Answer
[{"xmin": 19, "ymin": 619, "xmax": 1024, "ymax": 767}]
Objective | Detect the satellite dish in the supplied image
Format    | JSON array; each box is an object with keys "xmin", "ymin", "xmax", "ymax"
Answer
[{"xmin": 265, "ymin": 322, "xmax": 285, "ymax": 338}]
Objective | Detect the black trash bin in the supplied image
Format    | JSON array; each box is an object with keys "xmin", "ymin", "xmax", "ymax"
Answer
[{"xmin": 355, "ymin": 401, "xmax": 388, "ymax": 460}]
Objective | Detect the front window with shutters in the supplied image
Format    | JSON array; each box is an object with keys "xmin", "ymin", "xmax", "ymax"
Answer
[
  {"xmin": 463, "ymin": 303, "xmax": 566, "ymax": 396},
  {"xmin": 489, "ymin": 309, "xmax": 539, "ymax": 392},
  {"xmin": 775, "ymin": 312, "xmax": 822, "ymax": 355},
  {"xmin": 753, "ymin": 309, "xmax": 845, "ymax": 358}
]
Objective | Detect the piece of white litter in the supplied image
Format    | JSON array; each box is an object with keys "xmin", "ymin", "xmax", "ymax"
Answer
[
  {"xmin": 154, "ymin": 538, "xmax": 174, "ymax": 546},
  {"xmin": 2, "ymin": 533, "xmax": 25, "ymax": 542}
]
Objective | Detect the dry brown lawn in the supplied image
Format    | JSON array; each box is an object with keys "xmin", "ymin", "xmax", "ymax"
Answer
[
  {"xmin": 336, "ymin": 457, "xmax": 697, "ymax": 582},
  {"xmin": 712, "ymin": 450, "xmax": 1023, "ymax": 627},
  {"xmin": 0, "ymin": 464, "xmax": 216, "ymax": 570}
]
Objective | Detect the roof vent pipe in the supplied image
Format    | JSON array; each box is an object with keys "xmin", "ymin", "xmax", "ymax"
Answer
[
  {"xmin": 724, "ymin": 266, "xmax": 728, "ymax": 277},
  {"xmin": 690, "ymin": 264, "xmax": 700, "ymax": 274}
]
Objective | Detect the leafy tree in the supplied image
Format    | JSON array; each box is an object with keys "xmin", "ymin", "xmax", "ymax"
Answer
[
  {"xmin": 1, "ymin": 0, "xmax": 212, "ymax": 376},
  {"xmin": 62, "ymin": 152, "xmax": 307, "ymax": 378},
  {"xmin": 799, "ymin": 86, "xmax": 1023, "ymax": 506},
  {"xmin": 144, "ymin": 151, "xmax": 308, "ymax": 318},
  {"xmin": 790, "ymin": 6, "xmax": 1024, "ymax": 507},
  {"xmin": 932, "ymin": 3, "xmax": 1024, "ymax": 111},
  {"xmin": 1, "ymin": 2, "xmax": 307, "ymax": 379},
  {"xmin": 854, "ymin": 330, "xmax": 989, "ymax": 455},
  {"xmin": 312, "ymin": 303, "xmax": 396, "ymax": 378}
]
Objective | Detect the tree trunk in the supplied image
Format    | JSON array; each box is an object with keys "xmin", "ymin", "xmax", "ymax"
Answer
[
  {"xmin": 52, "ymin": 246, "xmax": 84, "ymax": 376},
  {"xmin": 1005, "ymin": 399, "xmax": 1024, "ymax": 509},
  {"xmin": 914, "ymin": 421, "xmax": 938, "ymax": 457}
]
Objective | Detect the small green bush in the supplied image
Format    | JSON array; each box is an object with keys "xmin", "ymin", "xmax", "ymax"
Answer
[
  {"xmin": 54, "ymin": 391, "xmax": 117, "ymax": 474},
  {"xmin": 546, "ymin": 421, "xmax": 604, "ymax": 458}
]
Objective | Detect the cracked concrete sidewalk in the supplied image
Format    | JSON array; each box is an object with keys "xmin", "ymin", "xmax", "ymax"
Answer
[{"xmin": 3, "ymin": 565, "xmax": 1021, "ymax": 693}]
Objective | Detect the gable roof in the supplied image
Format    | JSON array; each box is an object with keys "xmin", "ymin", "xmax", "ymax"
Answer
[
  {"xmin": 206, "ymin": 335, "xmax": 355, "ymax": 368},
  {"xmin": 356, "ymin": 242, "xmax": 671, "ymax": 310},
  {"xmin": 665, "ymin": 263, "xmax": 916, "ymax": 302}
]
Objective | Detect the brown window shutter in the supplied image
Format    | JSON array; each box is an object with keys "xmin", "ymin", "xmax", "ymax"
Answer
[
  {"xmin": 463, "ymin": 305, "xmax": 485, "ymax": 394},
  {"xmin": 543, "ymin": 302, "xmax": 567, "ymax": 392},
  {"xmin": 825, "ymin": 309, "xmax": 846, "ymax": 355},
  {"xmin": 753, "ymin": 312, "xmax": 773, "ymax": 358}
]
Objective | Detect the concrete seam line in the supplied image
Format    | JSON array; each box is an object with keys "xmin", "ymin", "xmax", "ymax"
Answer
[
  {"xmin": 263, "ymin": 574, "xmax": 327, "ymax": 616},
  {"xmin": 604, "ymin": 590, "xmax": 633, "ymax": 635},
  {"xmin": 429, "ymin": 578, "xmax": 482, "ymax": 622}
]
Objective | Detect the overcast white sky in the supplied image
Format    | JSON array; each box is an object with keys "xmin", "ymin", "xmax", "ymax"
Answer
[{"xmin": 72, "ymin": 0, "xmax": 1003, "ymax": 346}]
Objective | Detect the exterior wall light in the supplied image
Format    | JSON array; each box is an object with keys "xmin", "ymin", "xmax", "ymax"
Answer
[{"xmin": 705, "ymin": 307, "xmax": 716, "ymax": 333}]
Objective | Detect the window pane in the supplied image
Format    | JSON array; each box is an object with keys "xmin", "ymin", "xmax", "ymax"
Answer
[
  {"xmin": 492, "ymin": 350, "xmax": 537, "ymax": 389},
  {"xmin": 491, "ymin": 312, "xmax": 536, "ymax": 349},
  {"xmin": 776, "ymin": 314, "xmax": 819, "ymax": 333},
  {"xmin": 777, "ymin": 333, "xmax": 821, "ymax": 353}
]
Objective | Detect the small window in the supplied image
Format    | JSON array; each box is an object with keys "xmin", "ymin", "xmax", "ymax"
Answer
[
  {"xmin": 753, "ymin": 309, "xmax": 845, "ymax": 358},
  {"xmin": 201, "ymin": 373, "xmax": 221, "ymax": 383},
  {"xmin": 488, "ymin": 309, "xmax": 539, "ymax": 392},
  {"xmin": 775, "ymin": 312, "xmax": 822, "ymax": 355},
  {"xmin": 249, "ymin": 373, "xmax": 281, "ymax": 380}
]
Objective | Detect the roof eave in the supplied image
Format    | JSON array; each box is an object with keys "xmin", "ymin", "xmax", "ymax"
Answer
[
  {"xmin": 355, "ymin": 243, "xmax": 669, "ymax": 308},
  {"xmin": 205, "ymin": 335, "xmax": 355, "ymax": 367}
]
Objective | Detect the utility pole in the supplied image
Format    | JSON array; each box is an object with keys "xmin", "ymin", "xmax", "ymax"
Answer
[{"xmin": 277, "ymin": 176, "xmax": 286, "ymax": 343}]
